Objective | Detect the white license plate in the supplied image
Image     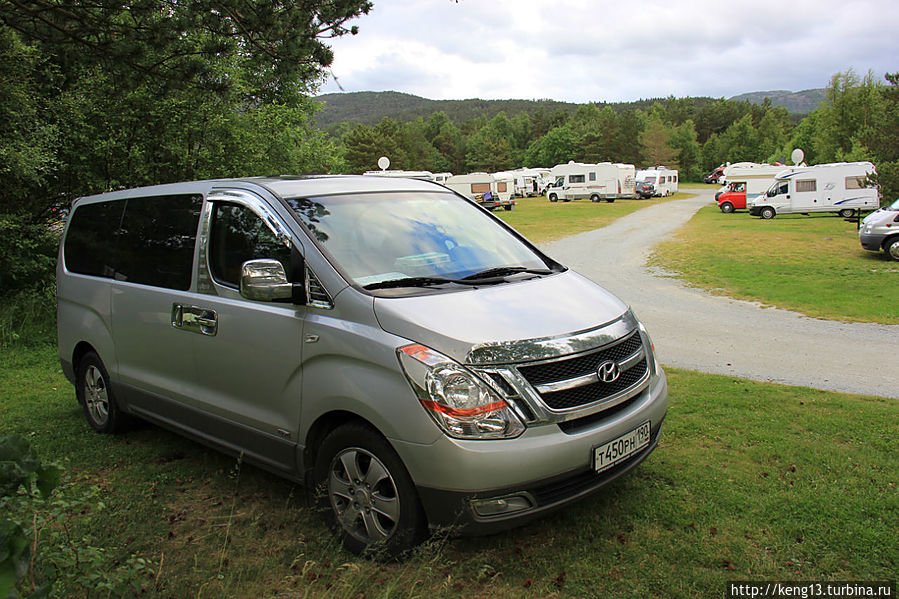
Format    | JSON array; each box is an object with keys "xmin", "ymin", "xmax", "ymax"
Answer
[{"xmin": 593, "ymin": 421, "xmax": 651, "ymax": 473}]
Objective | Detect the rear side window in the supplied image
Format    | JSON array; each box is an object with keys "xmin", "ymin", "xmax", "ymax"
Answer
[
  {"xmin": 796, "ymin": 179, "xmax": 817, "ymax": 192},
  {"xmin": 63, "ymin": 201, "xmax": 125, "ymax": 278},
  {"xmin": 569, "ymin": 175, "xmax": 585, "ymax": 183},
  {"xmin": 845, "ymin": 176, "xmax": 865, "ymax": 189},
  {"xmin": 588, "ymin": 172, "xmax": 596, "ymax": 181},
  {"xmin": 63, "ymin": 194, "xmax": 202, "ymax": 290}
]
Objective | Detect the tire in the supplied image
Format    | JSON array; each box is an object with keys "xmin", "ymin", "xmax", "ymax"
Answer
[
  {"xmin": 606, "ymin": 198, "xmax": 615, "ymax": 203},
  {"xmin": 590, "ymin": 194, "xmax": 600, "ymax": 203},
  {"xmin": 720, "ymin": 202, "xmax": 735, "ymax": 214},
  {"xmin": 839, "ymin": 209, "xmax": 855, "ymax": 218},
  {"xmin": 503, "ymin": 204, "xmax": 513, "ymax": 211},
  {"xmin": 548, "ymin": 193, "xmax": 558, "ymax": 203},
  {"xmin": 886, "ymin": 237, "xmax": 899, "ymax": 261},
  {"xmin": 760, "ymin": 207, "xmax": 776, "ymax": 220},
  {"xmin": 76, "ymin": 352, "xmax": 131, "ymax": 434},
  {"xmin": 314, "ymin": 423, "xmax": 427, "ymax": 559}
]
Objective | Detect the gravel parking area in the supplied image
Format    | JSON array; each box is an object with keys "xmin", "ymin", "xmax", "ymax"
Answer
[{"xmin": 541, "ymin": 189, "xmax": 898, "ymax": 399}]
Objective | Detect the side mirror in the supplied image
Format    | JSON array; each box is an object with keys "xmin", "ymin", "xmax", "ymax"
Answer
[{"xmin": 240, "ymin": 259, "xmax": 294, "ymax": 302}]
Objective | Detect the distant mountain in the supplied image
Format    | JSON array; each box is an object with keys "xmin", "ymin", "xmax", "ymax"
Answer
[{"xmin": 728, "ymin": 89, "xmax": 826, "ymax": 114}]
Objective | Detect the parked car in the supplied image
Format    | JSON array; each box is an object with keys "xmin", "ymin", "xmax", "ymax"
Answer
[
  {"xmin": 859, "ymin": 199, "xmax": 899, "ymax": 260},
  {"xmin": 57, "ymin": 175, "xmax": 668, "ymax": 557},
  {"xmin": 635, "ymin": 180, "xmax": 655, "ymax": 199}
]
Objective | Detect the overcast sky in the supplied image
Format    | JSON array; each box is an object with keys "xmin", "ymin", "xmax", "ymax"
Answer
[{"xmin": 318, "ymin": 0, "xmax": 899, "ymax": 103}]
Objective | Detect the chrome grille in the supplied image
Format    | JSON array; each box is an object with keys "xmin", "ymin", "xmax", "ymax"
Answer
[{"xmin": 515, "ymin": 331, "xmax": 648, "ymax": 411}]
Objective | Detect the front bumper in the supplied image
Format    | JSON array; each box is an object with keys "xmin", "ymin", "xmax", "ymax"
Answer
[
  {"xmin": 416, "ymin": 423, "xmax": 663, "ymax": 535},
  {"xmin": 859, "ymin": 231, "xmax": 886, "ymax": 252}
]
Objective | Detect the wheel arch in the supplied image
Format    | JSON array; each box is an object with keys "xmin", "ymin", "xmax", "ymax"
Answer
[{"xmin": 302, "ymin": 410, "xmax": 386, "ymax": 480}]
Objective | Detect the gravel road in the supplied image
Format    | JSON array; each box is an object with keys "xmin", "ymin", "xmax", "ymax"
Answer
[{"xmin": 541, "ymin": 188, "xmax": 898, "ymax": 399}]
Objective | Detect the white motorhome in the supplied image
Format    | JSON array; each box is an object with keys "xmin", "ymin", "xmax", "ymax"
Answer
[
  {"xmin": 445, "ymin": 173, "xmax": 515, "ymax": 211},
  {"xmin": 545, "ymin": 161, "xmax": 619, "ymax": 203},
  {"xmin": 748, "ymin": 162, "xmax": 878, "ymax": 219},
  {"xmin": 432, "ymin": 172, "xmax": 452, "ymax": 184},
  {"xmin": 495, "ymin": 168, "xmax": 549, "ymax": 197},
  {"xmin": 716, "ymin": 163, "xmax": 796, "ymax": 212},
  {"xmin": 613, "ymin": 163, "xmax": 637, "ymax": 199},
  {"xmin": 636, "ymin": 167, "xmax": 678, "ymax": 197}
]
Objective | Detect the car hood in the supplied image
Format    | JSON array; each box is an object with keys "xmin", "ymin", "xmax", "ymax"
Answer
[{"xmin": 373, "ymin": 270, "xmax": 629, "ymax": 364}]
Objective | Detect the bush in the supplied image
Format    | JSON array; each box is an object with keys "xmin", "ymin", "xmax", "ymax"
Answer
[{"xmin": 0, "ymin": 214, "xmax": 58, "ymax": 295}]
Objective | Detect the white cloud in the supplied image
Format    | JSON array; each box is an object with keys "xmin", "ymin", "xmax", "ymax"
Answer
[{"xmin": 319, "ymin": 0, "xmax": 899, "ymax": 102}]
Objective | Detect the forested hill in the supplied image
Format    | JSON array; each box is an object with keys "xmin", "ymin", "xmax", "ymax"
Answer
[
  {"xmin": 313, "ymin": 89, "xmax": 825, "ymax": 127},
  {"xmin": 312, "ymin": 91, "xmax": 698, "ymax": 127}
]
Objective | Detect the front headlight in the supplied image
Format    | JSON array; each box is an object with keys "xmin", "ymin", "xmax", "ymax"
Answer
[{"xmin": 398, "ymin": 344, "xmax": 525, "ymax": 440}]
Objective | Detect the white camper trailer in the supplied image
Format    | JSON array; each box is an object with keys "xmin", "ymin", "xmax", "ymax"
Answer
[
  {"xmin": 491, "ymin": 173, "xmax": 516, "ymax": 206},
  {"xmin": 614, "ymin": 163, "xmax": 637, "ymax": 199},
  {"xmin": 545, "ymin": 161, "xmax": 619, "ymax": 202},
  {"xmin": 748, "ymin": 162, "xmax": 878, "ymax": 219},
  {"xmin": 445, "ymin": 173, "xmax": 515, "ymax": 211},
  {"xmin": 636, "ymin": 167, "xmax": 679, "ymax": 197},
  {"xmin": 432, "ymin": 172, "xmax": 452, "ymax": 184}
]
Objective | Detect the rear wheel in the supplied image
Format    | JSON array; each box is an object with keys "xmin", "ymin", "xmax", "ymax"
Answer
[
  {"xmin": 314, "ymin": 423, "xmax": 427, "ymax": 559},
  {"xmin": 503, "ymin": 204, "xmax": 513, "ymax": 211},
  {"xmin": 839, "ymin": 208, "xmax": 855, "ymax": 218},
  {"xmin": 606, "ymin": 198, "xmax": 615, "ymax": 203},
  {"xmin": 760, "ymin": 207, "xmax": 776, "ymax": 220},
  {"xmin": 720, "ymin": 202, "xmax": 735, "ymax": 214},
  {"xmin": 886, "ymin": 237, "xmax": 899, "ymax": 261},
  {"xmin": 76, "ymin": 352, "xmax": 131, "ymax": 433}
]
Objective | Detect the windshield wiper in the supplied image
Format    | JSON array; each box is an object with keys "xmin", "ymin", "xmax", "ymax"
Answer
[
  {"xmin": 363, "ymin": 276, "xmax": 458, "ymax": 290},
  {"xmin": 460, "ymin": 266, "xmax": 554, "ymax": 281}
]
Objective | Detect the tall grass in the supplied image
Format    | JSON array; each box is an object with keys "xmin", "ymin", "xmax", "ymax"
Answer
[{"xmin": 0, "ymin": 285, "xmax": 57, "ymax": 347}]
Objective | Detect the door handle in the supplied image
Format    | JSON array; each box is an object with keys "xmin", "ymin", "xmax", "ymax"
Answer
[{"xmin": 171, "ymin": 304, "xmax": 218, "ymax": 336}]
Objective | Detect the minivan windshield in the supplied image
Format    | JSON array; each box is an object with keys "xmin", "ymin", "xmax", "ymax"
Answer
[{"xmin": 285, "ymin": 191, "xmax": 555, "ymax": 289}]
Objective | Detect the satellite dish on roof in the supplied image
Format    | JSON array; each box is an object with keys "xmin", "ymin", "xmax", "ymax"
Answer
[
  {"xmin": 377, "ymin": 156, "xmax": 390, "ymax": 171},
  {"xmin": 791, "ymin": 148, "xmax": 805, "ymax": 165}
]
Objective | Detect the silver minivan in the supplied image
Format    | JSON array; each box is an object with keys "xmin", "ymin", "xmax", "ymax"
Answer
[{"xmin": 57, "ymin": 175, "xmax": 668, "ymax": 556}]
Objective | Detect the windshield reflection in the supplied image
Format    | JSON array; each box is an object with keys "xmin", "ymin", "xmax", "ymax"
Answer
[{"xmin": 285, "ymin": 192, "xmax": 551, "ymax": 288}]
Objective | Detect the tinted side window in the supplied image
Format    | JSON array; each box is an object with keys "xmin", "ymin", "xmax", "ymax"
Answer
[
  {"xmin": 64, "ymin": 201, "xmax": 125, "ymax": 278},
  {"xmin": 569, "ymin": 175, "xmax": 585, "ymax": 183},
  {"xmin": 208, "ymin": 203, "xmax": 291, "ymax": 288},
  {"xmin": 116, "ymin": 195, "xmax": 202, "ymax": 290}
]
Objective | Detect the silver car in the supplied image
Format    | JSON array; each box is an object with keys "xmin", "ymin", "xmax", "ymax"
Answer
[{"xmin": 57, "ymin": 175, "xmax": 668, "ymax": 557}]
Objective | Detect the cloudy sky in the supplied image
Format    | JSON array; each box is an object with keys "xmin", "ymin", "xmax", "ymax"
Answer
[{"xmin": 318, "ymin": 0, "xmax": 899, "ymax": 103}]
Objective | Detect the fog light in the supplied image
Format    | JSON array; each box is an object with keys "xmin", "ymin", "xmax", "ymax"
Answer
[{"xmin": 470, "ymin": 494, "xmax": 534, "ymax": 517}]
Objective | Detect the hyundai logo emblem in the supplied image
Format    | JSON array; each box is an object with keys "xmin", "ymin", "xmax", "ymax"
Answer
[{"xmin": 597, "ymin": 360, "xmax": 621, "ymax": 383}]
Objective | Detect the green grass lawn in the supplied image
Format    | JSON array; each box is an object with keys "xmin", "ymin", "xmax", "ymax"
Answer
[
  {"xmin": 494, "ymin": 194, "xmax": 685, "ymax": 243},
  {"xmin": 3, "ymin": 345, "xmax": 895, "ymax": 598},
  {"xmin": 650, "ymin": 206, "xmax": 899, "ymax": 324}
]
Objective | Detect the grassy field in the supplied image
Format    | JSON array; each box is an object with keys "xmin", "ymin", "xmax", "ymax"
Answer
[
  {"xmin": 493, "ymin": 194, "xmax": 684, "ymax": 243},
  {"xmin": 3, "ymin": 344, "xmax": 896, "ymax": 598},
  {"xmin": 650, "ymin": 206, "xmax": 899, "ymax": 324}
]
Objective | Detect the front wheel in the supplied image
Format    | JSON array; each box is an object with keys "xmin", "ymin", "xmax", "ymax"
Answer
[
  {"xmin": 314, "ymin": 423, "xmax": 427, "ymax": 559},
  {"xmin": 839, "ymin": 208, "xmax": 855, "ymax": 218},
  {"xmin": 760, "ymin": 207, "xmax": 776, "ymax": 220},
  {"xmin": 886, "ymin": 237, "xmax": 899, "ymax": 261},
  {"xmin": 76, "ymin": 352, "xmax": 131, "ymax": 433},
  {"xmin": 548, "ymin": 193, "xmax": 558, "ymax": 203},
  {"xmin": 720, "ymin": 202, "xmax": 735, "ymax": 214},
  {"xmin": 590, "ymin": 194, "xmax": 600, "ymax": 202}
]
